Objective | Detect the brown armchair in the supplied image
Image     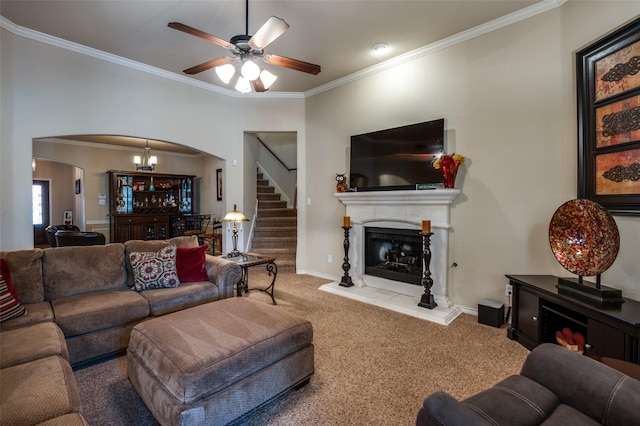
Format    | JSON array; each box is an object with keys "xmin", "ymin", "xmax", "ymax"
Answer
[
  {"xmin": 54, "ymin": 231, "xmax": 106, "ymax": 247},
  {"xmin": 45, "ymin": 224, "xmax": 81, "ymax": 247}
]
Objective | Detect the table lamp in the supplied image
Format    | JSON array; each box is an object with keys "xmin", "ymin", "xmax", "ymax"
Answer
[{"xmin": 222, "ymin": 204, "xmax": 249, "ymax": 257}]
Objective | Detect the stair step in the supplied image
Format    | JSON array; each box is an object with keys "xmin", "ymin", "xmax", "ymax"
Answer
[
  {"xmin": 257, "ymin": 193, "xmax": 281, "ymax": 201},
  {"xmin": 258, "ymin": 208, "xmax": 296, "ymax": 218},
  {"xmin": 257, "ymin": 173, "xmax": 264, "ymax": 180},
  {"xmin": 252, "ymin": 236, "xmax": 297, "ymax": 247},
  {"xmin": 257, "ymin": 179, "xmax": 270, "ymax": 186},
  {"xmin": 256, "ymin": 218, "xmax": 296, "ymax": 228},
  {"xmin": 250, "ymin": 248, "xmax": 296, "ymax": 267},
  {"xmin": 257, "ymin": 186, "xmax": 275, "ymax": 194},
  {"xmin": 254, "ymin": 228, "xmax": 297, "ymax": 238},
  {"xmin": 258, "ymin": 200, "xmax": 287, "ymax": 209}
]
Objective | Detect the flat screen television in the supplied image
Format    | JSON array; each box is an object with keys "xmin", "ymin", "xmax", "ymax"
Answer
[{"xmin": 349, "ymin": 118, "xmax": 445, "ymax": 191}]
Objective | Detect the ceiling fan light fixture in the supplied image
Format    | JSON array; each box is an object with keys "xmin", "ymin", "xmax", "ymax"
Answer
[
  {"xmin": 235, "ymin": 76, "xmax": 252, "ymax": 94},
  {"xmin": 215, "ymin": 63, "xmax": 236, "ymax": 84},
  {"xmin": 260, "ymin": 69, "xmax": 277, "ymax": 89},
  {"xmin": 240, "ymin": 60, "xmax": 261, "ymax": 81}
]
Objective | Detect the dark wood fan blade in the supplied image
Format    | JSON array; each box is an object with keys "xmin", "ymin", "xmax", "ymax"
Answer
[
  {"xmin": 249, "ymin": 17, "xmax": 289, "ymax": 50},
  {"xmin": 263, "ymin": 54, "xmax": 321, "ymax": 75},
  {"xmin": 252, "ymin": 78, "xmax": 267, "ymax": 93},
  {"xmin": 168, "ymin": 22, "xmax": 234, "ymax": 50},
  {"xmin": 184, "ymin": 57, "xmax": 233, "ymax": 75}
]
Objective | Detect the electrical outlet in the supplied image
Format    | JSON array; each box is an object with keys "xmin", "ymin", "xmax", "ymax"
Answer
[
  {"xmin": 306, "ymin": 197, "xmax": 311, "ymax": 205},
  {"xmin": 327, "ymin": 255, "xmax": 332, "ymax": 263},
  {"xmin": 505, "ymin": 284, "xmax": 513, "ymax": 296}
]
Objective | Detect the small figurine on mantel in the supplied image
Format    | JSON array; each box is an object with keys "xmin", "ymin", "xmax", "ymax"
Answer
[{"xmin": 335, "ymin": 173, "xmax": 348, "ymax": 193}]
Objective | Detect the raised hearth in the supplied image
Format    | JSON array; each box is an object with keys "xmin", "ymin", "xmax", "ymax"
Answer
[{"xmin": 321, "ymin": 189, "xmax": 462, "ymax": 325}]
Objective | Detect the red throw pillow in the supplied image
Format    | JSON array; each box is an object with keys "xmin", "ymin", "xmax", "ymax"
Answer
[
  {"xmin": 0, "ymin": 258, "xmax": 22, "ymax": 304},
  {"xmin": 176, "ymin": 244, "xmax": 209, "ymax": 283},
  {"xmin": 0, "ymin": 258, "xmax": 27, "ymax": 320}
]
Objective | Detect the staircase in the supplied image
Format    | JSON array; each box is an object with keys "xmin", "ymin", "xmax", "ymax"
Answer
[{"xmin": 251, "ymin": 172, "xmax": 297, "ymax": 269}]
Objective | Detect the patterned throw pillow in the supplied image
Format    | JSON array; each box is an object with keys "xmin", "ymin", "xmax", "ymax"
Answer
[
  {"xmin": 130, "ymin": 245, "xmax": 180, "ymax": 291},
  {"xmin": 0, "ymin": 274, "xmax": 26, "ymax": 322}
]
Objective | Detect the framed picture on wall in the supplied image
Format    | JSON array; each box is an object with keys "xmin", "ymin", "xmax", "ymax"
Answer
[
  {"xmin": 577, "ymin": 17, "xmax": 640, "ymax": 214},
  {"xmin": 216, "ymin": 168, "xmax": 223, "ymax": 201}
]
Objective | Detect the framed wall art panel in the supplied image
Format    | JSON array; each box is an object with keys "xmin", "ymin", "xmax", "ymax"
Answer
[
  {"xmin": 577, "ymin": 17, "xmax": 640, "ymax": 214},
  {"xmin": 216, "ymin": 168, "xmax": 223, "ymax": 201}
]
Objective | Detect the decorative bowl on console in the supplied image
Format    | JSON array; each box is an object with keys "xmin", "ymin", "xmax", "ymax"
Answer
[{"xmin": 549, "ymin": 199, "xmax": 622, "ymax": 304}]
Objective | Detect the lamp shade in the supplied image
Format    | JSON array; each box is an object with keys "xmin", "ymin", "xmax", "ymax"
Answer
[
  {"xmin": 235, "ymin": 76, "xmax": 252, "ymax": 94},
  {"xmin": 215, "ymin": 64, "xmax": 235, "ymax": 84},
  {"xmin": 222, "ymin": 204, "xmax": 249, "ymax": 223},
  {"xmin": 241, "ymin": 60, "xmax": 261, "ymax": 81},
  {"xmin": 260, "ymin": 69, "xmax": 278, "ymax": 89}
]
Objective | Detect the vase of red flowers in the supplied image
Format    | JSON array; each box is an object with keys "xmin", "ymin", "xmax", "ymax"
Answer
[{"xmin": 432, "ymin": 153, "xmax": 465, "ymax": 188}]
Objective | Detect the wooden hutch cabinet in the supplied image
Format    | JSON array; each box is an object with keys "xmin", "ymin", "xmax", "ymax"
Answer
[
  {"xmin": 108, "ymin": 171, "xmax": 195, "ymax": 243},
  {"xmin": 506, "ymin": 275, "xmax": 640, "ymax": 364}
]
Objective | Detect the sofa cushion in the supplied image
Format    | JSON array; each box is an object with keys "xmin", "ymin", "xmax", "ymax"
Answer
[
  {"xmin": 140, "ymin": 281, "xmax": 218, "ymax": 316},
  {"xmin": 542, "ymin": 404, "xmax": 601, "ymax": 425},
  {"xmin": 0, "ymin": 274, "xmax": 26, "ymax": 322},
  {"xmin": 124, "ymin": 236, "xmax": 199, "ymax": 286},
  {"xmin": 176, "ymin": 244, "xmax": 209, "ymax": 283},
  {"xmin": 0, "ymin": 355, "xmax": 83, "ymax": 425},
  {"xmin": 43, "ymin": 244, "xmax": 127, "ymax": 299},
  {"xmin": 0, "ymin": 322, "xmax": 68, "ymax": 368},
  {"xmin": 463, "ymin": 374, "xmax": 560, "ymax": 424},
  {"xmin": 51, "ymin": 288, "xmax": 149, "ymax": 337},
  {"xmin": 130, "ymin": 245, "xmax": 180, "ymax": 291},
  {"xmin": 0, "ymin": 249, "xmax": 44, "ymax": 303},
  {"xmin": 0, "ymin": 301, "xmax": 54, "ymax": 331},
  {"xmin": 36, "ymin": 413, "xmax": 89, "ymax": 426}
]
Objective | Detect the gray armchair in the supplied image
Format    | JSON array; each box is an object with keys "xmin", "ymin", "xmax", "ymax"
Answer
[{"xmin": 417, "ymin": 343, "xmax": 640, "ymax": 425}]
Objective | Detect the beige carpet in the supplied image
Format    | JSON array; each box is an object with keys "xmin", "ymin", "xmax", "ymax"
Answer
[{"xmin": 74, "ymin": 269, "xmax": 530, "ymax": 425}]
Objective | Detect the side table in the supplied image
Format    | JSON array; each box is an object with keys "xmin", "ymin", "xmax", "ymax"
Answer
[{"xmin": 220, "ymin": 252, "xmax": 278, "ymax": 304}]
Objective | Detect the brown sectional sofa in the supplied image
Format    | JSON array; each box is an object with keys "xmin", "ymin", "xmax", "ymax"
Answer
[{"xmin": 0, "ymin": 236, "xmax": 242, "ymax": 425}]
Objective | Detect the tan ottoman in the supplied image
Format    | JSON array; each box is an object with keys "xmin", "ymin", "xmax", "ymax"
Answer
[{"xmin": 127, "ymin": 297, "xmax": 314, "ymax": 426}]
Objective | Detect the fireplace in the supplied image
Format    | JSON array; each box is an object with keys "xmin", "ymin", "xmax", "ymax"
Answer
[
  {"xmin": 324, "ymin": 190, "xmax": 462, "ymax": 325},
  {"xmin": 365, "ymin": 227, "xmax": 422, "ymax": 285}
]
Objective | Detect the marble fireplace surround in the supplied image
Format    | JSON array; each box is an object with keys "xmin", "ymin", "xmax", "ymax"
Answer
[{"xmin": 320, "ymin": 190, "xmax": 463, "ymax": 325}]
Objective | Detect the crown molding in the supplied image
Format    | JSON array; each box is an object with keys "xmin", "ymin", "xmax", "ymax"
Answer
[
  {"xmin": 0, "ymin": 15, "xmax": 303, "ymax": 99},
  {"xmin": 304, "ymin": 0, "xmax": 566, "ymax": 97},
  {"xmin": 2, "ymin": 0, "xmax": 565, "ymax": 100}
]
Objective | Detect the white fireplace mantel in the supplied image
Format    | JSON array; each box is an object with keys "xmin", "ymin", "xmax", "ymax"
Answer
[
  {"xmin": 334, "ymin": 189, "xmax": 460, "ymax": 206},
  {"xmin": 322, "ymin": 189, "xmax": 462, "ymax": 325}
]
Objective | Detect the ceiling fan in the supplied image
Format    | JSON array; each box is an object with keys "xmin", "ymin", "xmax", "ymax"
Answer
[{"xmin": 168, "ymin": 0, "xmax": 321, "ymax": 93}]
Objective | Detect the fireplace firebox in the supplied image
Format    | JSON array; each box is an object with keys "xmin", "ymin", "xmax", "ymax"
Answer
[{"xmin": 364, "ymin": 227, "xmax": 423, "ymax": 285}]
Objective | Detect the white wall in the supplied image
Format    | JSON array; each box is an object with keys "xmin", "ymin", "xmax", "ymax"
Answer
[
  {"xmin": 303, "ymin": 2, "xmax": 640, "ymax": 308},
  {"xmin": 0, "ymin": 28, "xmax": 305, "ymax": 251}
]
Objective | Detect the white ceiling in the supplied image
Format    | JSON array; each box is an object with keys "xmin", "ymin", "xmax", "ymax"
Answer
[{"xmin": 1, "ymin": 0, "xmax": 543, "ymax": 94}]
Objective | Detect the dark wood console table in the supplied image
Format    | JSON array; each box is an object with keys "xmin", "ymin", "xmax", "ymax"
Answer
[{"xmin": 506, "ymin": 275, "xmax": 640, "ymax": 364}]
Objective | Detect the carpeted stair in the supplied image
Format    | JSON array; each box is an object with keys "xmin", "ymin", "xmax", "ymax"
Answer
[{"xmin": 251, "ymin": 173, "xmax": 297, "ymax": 269}]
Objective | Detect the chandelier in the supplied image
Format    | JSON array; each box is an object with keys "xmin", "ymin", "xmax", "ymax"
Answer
[{"xmin": 133, "ymin": 140, "xmax": 158, "ymax": 171}]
